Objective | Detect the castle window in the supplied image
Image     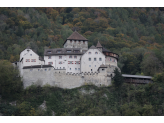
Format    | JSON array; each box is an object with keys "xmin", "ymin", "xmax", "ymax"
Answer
[
  {"xmin": 99, "ymin": 58, "xmax": 102, "ymax": 61},
  {"xmin": 59, "ymin": 61, "xmax": 62, "ymax": 64},
  {"xmin": 70, "ymin": 68, "xmax": 71, "ymax": 70},
  {"xmin": 94, "ymin": 58, "xmax": 96, "ymax": 61},
  {"xmin": 75, "ymin": 61, "xmax": 80, "ymax": 64},
  {"xmin": 48, "ymin": 62, "xmax": 53, "ymax": 65},
  {"xmin": 48, "ymin": 56, "xmax": 51, "ymax": 59},
  {"xmin": 91, "ymin": 69, "xmax": 92, "ymax": 71},
  {"xmin": 69, "ymin": 56, "xmax": 72, "ymax": 58},
  {"xmin": 95, "ymin": 52, "xmax": 98, "ymax": 54},
  {"xmin": 88, "ymin": 52, "xmax": 91, "ymax": 54},
  {"xmin": 68, "ymin": 61, "xmax": 73, "ymax": 64},
  {"xmin": 59, "ymin": 56, "xmax": 62, "ymax": 59},
  {"xmin": 67, "ymin": 50, "xmax": 71, "ymax": 53},
  {"xmin": 74, "ymin": 56, "xmax": 77, "ymax": 59},
  {"xmin": 26, "ymin": 59, "xmax": 30, "ymax": 62},
  {"xmin": 31, "ymin": 59, "xmax": 36, "ymax": 62},
  {"xmin": 89, "ymin": 58, "xmax": 91, "ymax": 61}
]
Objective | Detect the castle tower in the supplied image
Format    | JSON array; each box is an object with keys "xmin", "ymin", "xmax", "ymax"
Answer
[
  {"xmin": 96, "ymin": 41, "xmax": 103, "ymax": 52},
  {"xmin": 63, "ymin": 31, "xmax": 88, "ymax": 51}
]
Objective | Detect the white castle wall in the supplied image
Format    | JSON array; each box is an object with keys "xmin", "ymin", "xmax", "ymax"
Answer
[
  {"xmin": 22, "ymin": 68, "xmax": 112, "ymax": 89},
  {"xmin": 44, "ymin": 55, "xmax": 81, "ymax": 73}
]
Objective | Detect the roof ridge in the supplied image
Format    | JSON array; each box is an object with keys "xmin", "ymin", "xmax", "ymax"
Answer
[{"xmin": 67, "ymin": 31, "xmax": 88, "ymax": 41}]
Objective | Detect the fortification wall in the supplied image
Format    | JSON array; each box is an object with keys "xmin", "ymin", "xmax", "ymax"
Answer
[{"xmin": 22, "ymin": 68, "xmax": 112, "ymax": 89}]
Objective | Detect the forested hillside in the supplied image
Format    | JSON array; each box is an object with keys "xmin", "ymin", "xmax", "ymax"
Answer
[{"xmin": 0, "ymin": 7, "xmax": 164, "ymax": 75}]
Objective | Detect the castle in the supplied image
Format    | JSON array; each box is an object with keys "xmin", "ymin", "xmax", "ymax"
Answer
[{"xmin": 14, "ymin": 31, "xmax": 120, "ymax": 89}]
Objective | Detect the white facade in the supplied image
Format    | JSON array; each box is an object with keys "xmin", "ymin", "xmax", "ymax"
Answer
[
  {"xmin": 44, "ymin": 54, "xmax": 81, "ymax": 73},
  {"xmin": 81, "ymin": 47, "xmax": 105, "ymax": 73},
  {"xmin": 19, "ymin": 48, "xmax": 44, "ymax": 76}
]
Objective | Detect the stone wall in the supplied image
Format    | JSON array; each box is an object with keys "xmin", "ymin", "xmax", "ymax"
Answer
[{"xmin": 22, "ymin": 68, "xmax": 112, "ymax": 89}]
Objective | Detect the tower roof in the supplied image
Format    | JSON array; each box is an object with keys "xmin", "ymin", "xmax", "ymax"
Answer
[
  {"xmin": 67, "ymin": 31, "xmax": 88, "ymax": 41},
  {"xmin": 63, "ymin": 31, "xmax": 88, "ymax": 45},
  {"xmin": 96, "ymin": 41, "xmax": 102, "ymax": 48}
]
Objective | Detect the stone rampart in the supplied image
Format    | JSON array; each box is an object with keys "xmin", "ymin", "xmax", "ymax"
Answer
[{"xmin": 22, "ymin": 68, "xmax": 112, "ymax": 89}]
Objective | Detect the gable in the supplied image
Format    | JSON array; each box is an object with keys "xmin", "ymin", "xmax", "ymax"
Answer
[{"xmin": 20, "ymin": 49, "xmax": 39, "ymax": 61}]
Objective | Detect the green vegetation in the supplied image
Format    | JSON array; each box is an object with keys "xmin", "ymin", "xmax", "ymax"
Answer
[
  {"xmin": 0, "ymin": 61, "xmax": 164, "ymax": 116},
  {"xmin": 1, "ymin": 7, "xmax": 164, "ymax": 116},
  {"xmin": 0, "ymin": 7, "xmax": 164, "ymax": 76}
]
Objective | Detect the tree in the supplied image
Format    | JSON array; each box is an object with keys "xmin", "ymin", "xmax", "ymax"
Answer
[
  {"xmin": 141, "ymin": 52, "xmax": 163, "ymax": 76},
  {"xmin": 0, "ymin": 60, "xmax": 23, "ymax": 99},
  {"xmin": 112, "ymin": 68, "xmax": 124, "ymax": 90},
  {"xmin": 17, "ymin": 26, "xmax": 24, "ymax": 37}
]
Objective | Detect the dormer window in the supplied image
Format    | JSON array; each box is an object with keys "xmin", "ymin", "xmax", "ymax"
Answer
[
  {"xmin": 74, "ymin": 50, "xmax": 79, "ymax": 53},
  {"xmin": 57, "ymin": 50, "xmax": 61, "ymax": 53},
  {"xmin": 67, "ymin": 50, "xmax": 71, "ymax": 53},
  {"xmin": 47, "ymin": 51, "xmax": 52, "ymax": 54}
]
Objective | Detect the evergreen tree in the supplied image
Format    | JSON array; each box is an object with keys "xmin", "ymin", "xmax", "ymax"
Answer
[
  {"xmin": 0, "ymin": 60, "xmax": 23, "ymax": 100},
  {"xmin": 112, "ymin": 68, "xmax": 124, "ymax": 89}
]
